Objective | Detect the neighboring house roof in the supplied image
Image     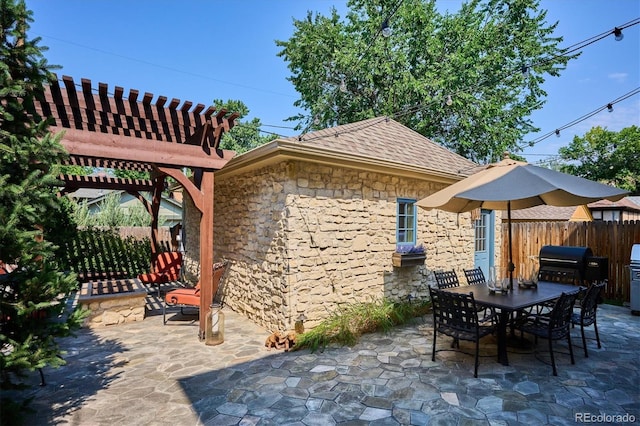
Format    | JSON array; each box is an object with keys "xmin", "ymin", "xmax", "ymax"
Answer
[
  {"xmin": 221, "ymin": 116, "xmax": 477, "ymax": 183},
  {"xmin": 507, "ymin": 196, "xmax": 640, "ymax": 222},
  {"xmin": 628, "ymin": 196, "xmax": 640, "ymax": 207},
  {"xmin": 68, "ymin": 187, "xmax": 111, "ymax": 200},
  {"xmin": 68, "ymin": 189, "xmax": 183, "ymax": 225},
  {"xmin": 587, "ymin": 197, "xmax": 640, "ymax": 212},
  {"xmin": 509, "ymin": 204, "xmax": 589, "ymax": 221}
]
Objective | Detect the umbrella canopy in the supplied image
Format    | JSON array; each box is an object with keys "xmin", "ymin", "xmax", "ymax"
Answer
[{"xmin": 417, "ymin": 156, "xmax": 629, "ymax": 286}]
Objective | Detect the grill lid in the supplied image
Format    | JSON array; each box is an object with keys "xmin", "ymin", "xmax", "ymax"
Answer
[{"xmin": 539, "ymin": 245, "xmax": 593, "ymax": 265}]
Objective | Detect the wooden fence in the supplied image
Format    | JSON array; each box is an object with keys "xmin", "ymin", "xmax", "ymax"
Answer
[
  {"xmin": 60, "ymin": 227, "xmax": 173, "ymax": 282},
  {"xmin": 501, "ymin": 220, "xmax": 640, "ymax": 304}
]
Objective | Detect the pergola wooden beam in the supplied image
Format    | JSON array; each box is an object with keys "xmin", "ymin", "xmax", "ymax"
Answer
[
  {"xmin": 33, "ymin": 75, "xmax": 238, "ymax": 341},
  {"xmin": 58, "ymin": 174, "xmax": 156, "ymax": 194},
  {"xmin": 59, "ymin": 128, "xmax": 235, "ymax": 170}
]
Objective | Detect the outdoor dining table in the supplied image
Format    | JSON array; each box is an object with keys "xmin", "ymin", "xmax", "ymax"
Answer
[{"xmin": 443, "ymin": 281, "xmax": 582, "ymax": 366}]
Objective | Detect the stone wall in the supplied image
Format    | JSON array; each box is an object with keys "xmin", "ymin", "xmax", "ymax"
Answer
[
  {"xmin": 185, "ymin": 159, "xmax": 478, "ymax": 332},
  {"xmin": 181, "ymin": 193, "xmax": 201, "ymax": 285},
  {"xmin": 77, "ymin": 280, "xmax": 147, "ymax": 327}
]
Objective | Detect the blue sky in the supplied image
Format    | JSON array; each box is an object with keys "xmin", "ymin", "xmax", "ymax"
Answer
[{"xmin": 27, "ymin": 1, "xmax": 639, "ymax": 164}]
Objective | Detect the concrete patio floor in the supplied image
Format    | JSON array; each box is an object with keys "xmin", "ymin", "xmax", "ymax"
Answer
[{"xmin": 12, "ymin": 288, "xmax": 640, "ymax": 425}]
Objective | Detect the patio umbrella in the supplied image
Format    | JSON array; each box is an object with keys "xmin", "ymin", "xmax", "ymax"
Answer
[{"xmin": 417, "ymin": 155, "xmax": 629, "ymax": 288}]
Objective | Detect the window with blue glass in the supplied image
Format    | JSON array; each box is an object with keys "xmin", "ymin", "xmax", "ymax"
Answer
[{"xmin": 396, "ymin": 198, "xmax": 417, "ymax": 249}]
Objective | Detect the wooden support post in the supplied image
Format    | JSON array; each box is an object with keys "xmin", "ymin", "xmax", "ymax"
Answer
[
  {"xmin": 198, "ymin": 171, "xmax": 215, "ymax": 340},
  {"xmin": 150, "ymin": 177, "xmax": 164, "ymax": 255}
]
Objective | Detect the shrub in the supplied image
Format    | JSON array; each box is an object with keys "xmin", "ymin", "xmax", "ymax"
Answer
[{"xmin": 295, "ymin": 298, "xmax": 431, "ymax": 353}]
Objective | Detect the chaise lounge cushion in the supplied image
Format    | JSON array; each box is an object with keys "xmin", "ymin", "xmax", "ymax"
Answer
[
  {"xmin": 138, "ymin": 252, "xmax": 182, "ymax": 284},
  {"xmin": 165, "ymin": 286, "xmax": 200, "ymax": 306}
]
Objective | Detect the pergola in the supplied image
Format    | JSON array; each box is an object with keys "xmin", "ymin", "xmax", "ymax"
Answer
[{"xmin": 35, "ymin": 75, "xmax": 238, "ymax": 340}]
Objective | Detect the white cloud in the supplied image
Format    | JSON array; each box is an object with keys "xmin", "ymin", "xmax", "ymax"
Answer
[{"xmin": 608, "ymin": 72, "xmax": 628, "ymax": 83}]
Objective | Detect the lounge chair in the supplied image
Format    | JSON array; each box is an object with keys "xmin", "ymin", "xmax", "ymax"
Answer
[
  {"xmin": 163, "ymin": 261, "xmax": 227, "ymax": 325},
  {"xmin": 137, "ymin": 251, "xmax": 182, "ymax": 295}
]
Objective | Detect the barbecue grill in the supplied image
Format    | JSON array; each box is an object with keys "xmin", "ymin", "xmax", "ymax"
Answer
[
  {"xmin": 538, "ymin": 245, "xmax": 608, "ymax": 285},
  {"xmin": 630, "ymin": 244, "xmax": 640, "ymax": 315}
]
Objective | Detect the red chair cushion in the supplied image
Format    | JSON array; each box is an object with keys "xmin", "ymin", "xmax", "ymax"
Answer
[
  {"xmin": 165, "ymin": 287, "xmax": 200, "ymax": 307},
  {"xmin": 138, "ymin": 252, "xmax": 182, "ymax": 284}
]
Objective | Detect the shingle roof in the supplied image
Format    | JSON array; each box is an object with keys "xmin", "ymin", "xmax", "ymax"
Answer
[
  {"xmin": 282, "ymin": 117, "xmax": 476, "ymax": 177},
  {"xmin": 588, "ymin": 197, "xmax": 640, "ymax": 211},
  {"xmin": 509, "ymin": 204, "xmax": 579, "ymax": 221}
]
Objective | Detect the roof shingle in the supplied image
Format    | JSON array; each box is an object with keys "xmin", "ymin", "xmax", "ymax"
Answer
[{"xmin": 282, "ymin": 117, "xmax": 476, "ymax": 178}]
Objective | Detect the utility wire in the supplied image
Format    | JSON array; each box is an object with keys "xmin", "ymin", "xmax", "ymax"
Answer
[
  {"xmin": 521, "ymin": 87, "xmax": 640, "ymax": 148},
  {"xmin": 35, "ymin": 32, "xmax": 297, "ymax": 100},
  {"xmin": 302, "ymin": 19, "xmax": 639, "ymax": 146}
]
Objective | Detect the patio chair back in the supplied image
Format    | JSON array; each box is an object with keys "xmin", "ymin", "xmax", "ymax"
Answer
[
  {"xmin": 428, "ymin": 286, "xmax": 495, "ymax": 377},
  {"xmin": 571, "ymin": 282, "xmax": 605, "ymax": 357},
  {"xmin": 434, "ymin": 270, "xmax": 460, "ymax": 289},
  {"xmin": 463, "ymin": 267, "xmax": 486, "ymax": 286},
  {"xmin": 517, "ymin": 290, "xmax": 579, "ymax": 375}
]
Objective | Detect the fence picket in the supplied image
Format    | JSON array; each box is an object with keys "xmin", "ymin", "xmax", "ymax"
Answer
[{"xmin": 502, "ymin": 220, "xmax": 640, "ymax": 305}]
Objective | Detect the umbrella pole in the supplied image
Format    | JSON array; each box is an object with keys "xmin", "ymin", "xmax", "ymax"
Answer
[{"xmin": 508, "ymin": 201, "xmax": 514, "ymax": 289}]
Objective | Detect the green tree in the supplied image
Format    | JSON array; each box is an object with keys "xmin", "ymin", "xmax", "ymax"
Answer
[
  {"xmin": 57, "ymin": 164, "xmax": 93, "ymax": 176},
  {"xmin": 276, "ymin": 0, "xmax": 574, "ymax": 163},
  {"xmin": 558, "ymin": 126, "xmax": 639, "ymax": 195},
  {"xmin": 215, "ymin": 99, "xmax": 277, "ymax": 154},
  {"xmin": 72, "ymin": 191, "xmax": 156, "ymax": 227},
  {"xmin": 0, "ymin": 0, "xmax": 85, "ymax": 418}
]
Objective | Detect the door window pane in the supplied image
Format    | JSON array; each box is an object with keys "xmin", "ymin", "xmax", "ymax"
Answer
[{"xmin": 474, "ymin": 214, "xmax": 487, "ymax": 252}]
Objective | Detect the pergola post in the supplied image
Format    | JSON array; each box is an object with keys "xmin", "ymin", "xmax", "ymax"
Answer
[
  {"xmin": 198, "ymin": 171, "xmax": 215, "ymax": 340},
  {"xmin": 150, "ymin": 176, "xmax": 165, "ymax": 255}
]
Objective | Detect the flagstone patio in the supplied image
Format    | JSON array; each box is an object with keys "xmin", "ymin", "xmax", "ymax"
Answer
[{"xmin": 13, "ymin": 289, "xmax": 640, "ymax": 425}]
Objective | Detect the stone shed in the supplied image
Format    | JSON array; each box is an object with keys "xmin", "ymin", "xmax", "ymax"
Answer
[{"xmin": 183, "ymin": 117, "xmax": 500, "ymax": 332}]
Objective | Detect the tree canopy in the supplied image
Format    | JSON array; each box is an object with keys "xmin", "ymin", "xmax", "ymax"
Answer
[
  {"xmin": 216, "ymin": 99, "xmax": 277, "ymax": 154},
  {"xmin": 558, "ymin": 126, "xmax": 639, "ymax": 195},
  {"xmin": 276, "ymin": 0, "xmax": 575, "ymax": 163}
]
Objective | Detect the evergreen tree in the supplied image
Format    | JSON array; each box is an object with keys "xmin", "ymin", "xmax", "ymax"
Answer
[{"xmin": 0, "ymin": 0, "xmax": 86, "ymax": 418}]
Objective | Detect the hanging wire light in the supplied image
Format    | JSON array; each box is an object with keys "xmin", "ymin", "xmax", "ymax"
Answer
[
  {"xmin": 607, "ymin": 103, "xmax": 614, "ymax": 112},
  {"xmin": 613, "ymin": 27, "xmax": 624, "ymax": 41},
  {"xmin": 381, "ymin": 19, "xmax": 392, "ymax": 37}
]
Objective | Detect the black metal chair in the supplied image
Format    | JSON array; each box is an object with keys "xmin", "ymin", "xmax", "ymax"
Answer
[
  {"xmin": 462, "ymin": 267, "xmax": 498, "ymax": 324},
  {"xmin": 515, "ymin": 291, "xmax": 580, "ymax": 376},
  {"xmin": 571, "ymin": 282, "xmax": 605, "ymax": 357},
  {"xmin": 428, "ymin": 286, "xmax": 496, "ymax": 378},
  {"xmin": 434, "ymin": 270, "xmax": 460, "ymax": 289},
  {"xmin": 463, "ymin": 267, "xmax": 486, "ymax": 286}
]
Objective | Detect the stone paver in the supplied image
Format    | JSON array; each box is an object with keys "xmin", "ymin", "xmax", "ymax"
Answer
[{"xmin": 8, "ymin": 292, "xmax": 640, "ymax": 425}]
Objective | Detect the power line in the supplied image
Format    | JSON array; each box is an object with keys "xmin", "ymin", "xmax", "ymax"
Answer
[
  {"xmin": 521, "ymin": 87, "xmax": 640, "ymax": 148},
  {"xmin": 390, "ymin": 19, "xmax": 639, "ymax": 123},
  {"xmin": 302, "ymin": 18, "xmax": 640, "ymax": 147},
  {"xmin": 34, "ymin": 32, "xmax": 298, "ymax": 100}
]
